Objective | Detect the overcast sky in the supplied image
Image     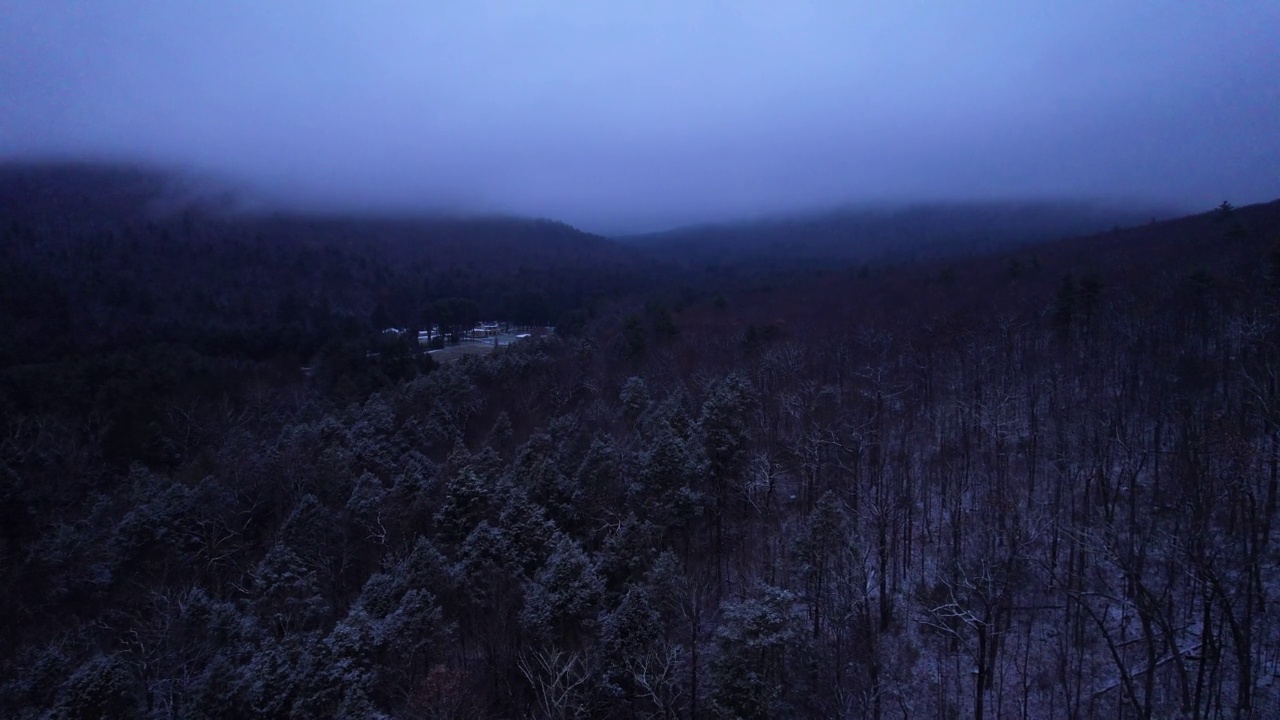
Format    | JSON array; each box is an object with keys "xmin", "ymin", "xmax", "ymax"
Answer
[{"xmin": 2, "ymin": 1, "xmax": 1277, "ymax": 232}]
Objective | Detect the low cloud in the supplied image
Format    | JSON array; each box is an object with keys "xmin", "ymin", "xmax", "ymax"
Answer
[{"xmin": 3, "ymin": 1, "xmax": 1277, "ymax": 232}]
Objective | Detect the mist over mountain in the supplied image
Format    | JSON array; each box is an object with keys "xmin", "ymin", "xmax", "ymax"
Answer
[
  {"xmin": 0, "ymin": 161, "xmax": 1181, "ymax": 271},
  {"xmin": 4, "ymin": 2, "xmax": 1278, "ymax": 230}
]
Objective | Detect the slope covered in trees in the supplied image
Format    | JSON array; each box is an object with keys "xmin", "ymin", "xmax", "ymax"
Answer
[
  {"xmin": 0, "ymin": 163, "xmax": 656, "ymax": 367},
  {"xmin": 2, "ymin": 164, "xmax": 1280, "ymax": 718},
  {"xmin": 622, "ymin": 201, "xmax": 1174, "ymax": 270}
]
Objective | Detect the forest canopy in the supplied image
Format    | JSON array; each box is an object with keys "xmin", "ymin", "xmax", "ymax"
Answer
[{"xmin": 3, "ymin": 165, "xmax": 1280, "ymax": 718}]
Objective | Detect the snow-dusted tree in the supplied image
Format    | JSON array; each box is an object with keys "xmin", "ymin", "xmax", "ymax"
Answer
[
  {"xmin": 619, "ymin": 376, "xmax": 651, "ymax": 422},
  {"xmin": 706, "ymin": 583, "xmax": 807, "ymax": 720},
  {"xmin": 599, "ymin": 583, "xmax": 686, "ymax": 717},
  {"xmin": 521, "ymin": 534, "xmax": 604, "ymax": 647}
]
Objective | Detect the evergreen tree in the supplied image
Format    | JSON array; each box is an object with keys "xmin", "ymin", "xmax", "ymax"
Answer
[
  {"xmin": 707, "ymin": 584, "xmax": 807, "ymax": 720},
  {"xmin": 521, "ymin": 534, "xmax": 604, "ymax": 647}
]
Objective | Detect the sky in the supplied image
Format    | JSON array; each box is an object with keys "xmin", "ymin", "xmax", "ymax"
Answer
[{"xmin": 2, "ymin": 1, "xmax": 1278, "ymax": 233}]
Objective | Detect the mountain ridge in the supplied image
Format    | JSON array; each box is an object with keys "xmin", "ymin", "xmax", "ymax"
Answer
[{"xmin": 617, "ymin": 198, "xmax": 1183, "ymax": 266}]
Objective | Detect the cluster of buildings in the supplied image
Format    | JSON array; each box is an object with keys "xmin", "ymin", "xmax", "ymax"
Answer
[{"xmin": 381, "ymin": 322, "xmax": 539, "ymax": 347}]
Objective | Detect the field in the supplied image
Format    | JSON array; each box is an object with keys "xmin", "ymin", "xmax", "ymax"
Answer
[{"xmin": 427, "ymin": 334, "xmax": 530, "ymax": 362}]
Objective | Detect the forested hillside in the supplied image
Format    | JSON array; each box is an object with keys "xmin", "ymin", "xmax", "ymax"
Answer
[
  {"xmin": 621, "ymin": 201, "xmax": 1171, "ymax": 270},
  {"xmin": 3, "ymin": 166, "xmax": 1280, "ymax": 718},
  {"xmin": 0, "ymin": 164, "xmax": 656, "ymax": 367}
]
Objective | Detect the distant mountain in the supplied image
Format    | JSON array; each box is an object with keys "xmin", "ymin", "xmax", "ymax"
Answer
[
  {"xmin": 0, "ymin": 163, "xmax": 657, "ymax": 364},
  {"xmin": 671, "ymin": 198, "xmax": 1280, "ymax": 339},
  {"xmin": 0, "ymin": 161, "xmax": 182, "ymax": 224},
  {"xmin": 619, "ymin": 200, "xmax": 1178, "ymax": 267}
]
